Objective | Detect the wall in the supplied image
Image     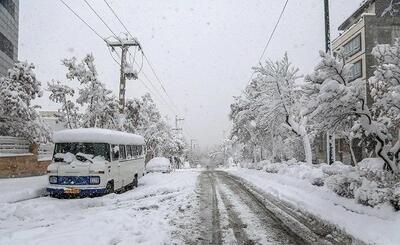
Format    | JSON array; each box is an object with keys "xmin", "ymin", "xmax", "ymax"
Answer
[{"xmin": 0, "ymin": 154, "xmax": 51, "ymax": 178}]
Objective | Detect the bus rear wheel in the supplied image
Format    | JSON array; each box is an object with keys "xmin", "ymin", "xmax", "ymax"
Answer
[
  {"xmin": 106, "ymin": 181, "xmax": 114, "ymax": 194},
  {"xmin": 133, "ymin": 175, "xmax": 138, "ymax": 188}
]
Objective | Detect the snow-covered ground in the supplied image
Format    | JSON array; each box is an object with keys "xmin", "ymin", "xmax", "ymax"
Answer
[
  {"xmin": 0, "ymin": 170, "xmax": 200, "ymax": 245},
  {"xmin": 227, "ymin": 167, "xmax": 400, "ymax": 245},
  {"xmin": 0, "ymin": 175, "xmax": 47, "ymax": 203}
]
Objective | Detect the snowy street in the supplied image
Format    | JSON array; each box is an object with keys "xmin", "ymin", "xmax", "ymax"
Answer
[
  {"xmin": 0, "ymin": 170, "xmax": 200, "ymax": 245},
  {"xmin": 0, "ymin": 168, "xmax": 376, "ymax": 245}
]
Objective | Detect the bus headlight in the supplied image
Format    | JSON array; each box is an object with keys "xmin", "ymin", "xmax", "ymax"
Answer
[
  {"xmin": 89, "ymin": 176, "xmax": 100, "ymax": 185},
  {"xmin": 49, "ymin": 176, "xmax": 58, "ymax": 184}
]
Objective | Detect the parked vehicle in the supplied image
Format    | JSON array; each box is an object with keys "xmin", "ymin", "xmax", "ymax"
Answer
[
  {"xmin": 47, "ymin": 128, "xmax": 146, "ymax": 197},
  {"xmin": 146, "ymin": 157, "xmax": 172, "ymax": 173}
]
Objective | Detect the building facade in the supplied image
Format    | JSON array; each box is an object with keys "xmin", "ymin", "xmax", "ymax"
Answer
[
  {"xmin": 0, "ymin": 0, "xmax": 19, "ymax": 77},
  {"xmin": 328, "ymin": 0, "xmax": 400, "ymax": 164}
]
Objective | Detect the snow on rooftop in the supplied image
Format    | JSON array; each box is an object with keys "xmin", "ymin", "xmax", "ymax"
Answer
[{"xmin": 53, "ymin": 128, "xmax": 145, "ymax": 145}]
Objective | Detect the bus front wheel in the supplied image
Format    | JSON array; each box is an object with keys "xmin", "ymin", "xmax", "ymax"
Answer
[{"xmin": 106, "ymin": 181, "xmax": 114, "ymax": 194}]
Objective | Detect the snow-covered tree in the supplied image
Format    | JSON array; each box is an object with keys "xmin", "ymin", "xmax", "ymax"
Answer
[
  {"xmin": 47, "ymin": 80, "xmax": 80, "ymax": 129},
  {"xmin": 61, "ymin": 54, "xmax": 119, "ymax": 129},
  {"xmin": 124, "ymin": 93, "xmax": 187, "ymax": 161},
  {"xmin": 0, "ymin": 62, "xmax": 50, "ymax": 143},
  {"xmin": 369, "ymin": 40, "xmax": 400, "ymax": 171},
  {"xmin": 305, "ymin": 48, "xmax": 400, "ymax": 174},
  {"xmin": 249, "ymin": 54, "xmax": 312, "ymax": 164}
]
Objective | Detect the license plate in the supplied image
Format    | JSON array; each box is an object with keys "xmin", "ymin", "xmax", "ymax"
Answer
[{"xmin": 65, "ymin": 188, "xmax": 80, "ymax": 194}]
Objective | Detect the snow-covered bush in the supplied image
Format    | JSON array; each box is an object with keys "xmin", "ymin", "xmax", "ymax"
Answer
[
  {"xmin": 325, "ymin": 172, "xmax": 362, "ymax": 198},
  {"xmin": 391, "ymin": 184, "xmax": 400, "ymax": 211},
  {"xmin": 321, "ymin": 162, "xmax": 355, "ymax": 176},
  {"xmin": 264, "ymin": 162, "xmax": 287, "ymax": 173},
  {"xmin": 354, "ymin": 179, "xmax": 391, "ymax": 207}
]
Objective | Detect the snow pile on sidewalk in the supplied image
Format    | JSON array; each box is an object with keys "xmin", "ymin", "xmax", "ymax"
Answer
[
  {"xmin": 227, "ymin": 160, "xmax": 400, "ymax": 245},
  {"xmin": 0, "ymin": 175, "xmax": 47, "ymax": 203},
  {"xmin": 0, "ymin": 170, "xmax": 200, "ymax": 245},
  {"xmin": 242, "ymin": 158, "xmax": 400, "ymax": 210}
]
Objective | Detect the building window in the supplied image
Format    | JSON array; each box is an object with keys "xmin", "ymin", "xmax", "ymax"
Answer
[
  {"xmin": 0, "ymin": 32, "xmax": 14, "ymax": 59},
  {"xmin": 0, "ymin": 0, "xmax": 16, "ymax": 18},
  {"xmin": 349, "ymin": 60, "xmax": 362, "ymax": 81},
  {"xmin": 343, "ymin": 34, "xmax": 361, "ymax": 58}
]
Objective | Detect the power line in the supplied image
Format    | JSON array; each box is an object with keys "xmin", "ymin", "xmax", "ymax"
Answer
[
  {"xmin": 103, "ymin": 0, "xmax": 134, "ymax": 39},
  {"xmin": 109, "ymin": 47, "xmax": 177, "ymax": 114},
  {"xmin": 257, "ymin": 0, "xmax": 289, "ymax": 64},
  {"xmin": 82, "ymin": 0, "xmax": 177, "ymax": 113},
  {"xmin": 83, "ymin": 0, "xmax": 120, "ymax": 40},
  {"xmin": 102, "ymin": 0, "xmax": 180, "ymax": 113},
  {"xmin": 60, "ymin": 0, "xmax": 177, "ymax": 115},
  {"xmin": 142, "ymin": 53, "xmax": 180, "ymax": 112},
  {"xmin": 241, "ymin": 0, "xmax": 290, "ymax": 96},
  {"xmin": 59, "ymin": 0, "xmax": 105, "ymax": 41}
]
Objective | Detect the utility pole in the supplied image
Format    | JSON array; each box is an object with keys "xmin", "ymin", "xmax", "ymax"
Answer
[
  {"xmin": 106, "ymin": 36, "xmax": 140, "ymax": 112},
  {"xmin": 324, "ymin": 0, "xmax": 335, "ymax": 165},
  {"xmin": 173, "ymin": 115, "xmax": 184, "ymax": 131},
  {"xmin": 222, "ymin": 130, "xmax": 227, "ymax": 165},
  {"xmin": 190, "ymin": 139, "xmax": 196, "ymax": 152}
]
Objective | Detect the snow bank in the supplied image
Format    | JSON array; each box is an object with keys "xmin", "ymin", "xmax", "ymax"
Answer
[
  {"xmin": 53, "ymin": 128, "xmax": 145, "ymax": 145},
  {"xmin": 0, "ymin": 175, "xmax": 47, "ymax": 203},
  {"xmin": 227, "ymin": 168, "xmax": 400, "ymax": 245}
]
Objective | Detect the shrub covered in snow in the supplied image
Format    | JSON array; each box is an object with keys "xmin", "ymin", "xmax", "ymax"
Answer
[
  {"xmin": 245, "ymin": 158, "xmax": 400, "ymax": 210},
  {"xmin": 354, "ymin": 179, "xmax": 391, "ymax": 207},
  {"xmin": 325, "ymin": 172, "xmax": 362, "ymax": 198},
  {"xmin": 391, "ymin": 184, "xmax": 400, "ymax": 211}
]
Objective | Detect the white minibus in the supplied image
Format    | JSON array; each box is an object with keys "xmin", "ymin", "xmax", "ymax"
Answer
[{"xmin": 47, "ymin": 128, "xmax": 146, "ymax": 197}]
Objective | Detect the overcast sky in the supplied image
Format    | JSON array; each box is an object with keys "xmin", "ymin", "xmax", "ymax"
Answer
[{"xmin": 19, "ymin": 0, "xmax": 361, "ymax": 148}]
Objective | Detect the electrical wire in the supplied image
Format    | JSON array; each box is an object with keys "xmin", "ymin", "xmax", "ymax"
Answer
[
  {"xmin": 77, "ymin": 0, "xmax": 178, "ymax": 114},
  {"xmin": 59, "ymin": 0, "xmax": 105, "ymax": 42},
  {"xmin": 241, "ymin": 0, "xmax": 290, "ymax": 96},
  {"xmin": 103, "ymin": 0, "xmax": 180, "ymax": 114},
  {"xmin": 83, "ymin": 0, "xmax": 120, "ymax": 40}
]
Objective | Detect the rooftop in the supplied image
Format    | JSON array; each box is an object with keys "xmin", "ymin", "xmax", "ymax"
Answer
[{"xmin": 338, "ymin": 0, "xmax": 375, "ymax": 31}]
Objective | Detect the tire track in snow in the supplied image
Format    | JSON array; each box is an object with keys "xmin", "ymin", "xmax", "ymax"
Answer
[{"xmin": 216, "ymin": 171, "xmax": 304, "ymax": 245}]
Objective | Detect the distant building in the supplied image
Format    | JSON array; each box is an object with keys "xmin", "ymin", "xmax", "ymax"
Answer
[
  {"xmin": 327, "ymin": 0, "xmax": 400, "ymax": 164},
  {"xmin": 0, "ymin": 0, "xmax": 19, "ymax": 77}
]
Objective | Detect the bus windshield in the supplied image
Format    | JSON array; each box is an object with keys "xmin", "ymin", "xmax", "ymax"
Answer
[{"xmin": 54, "ymin": 143, "xmax": 110, "ymax": 162}]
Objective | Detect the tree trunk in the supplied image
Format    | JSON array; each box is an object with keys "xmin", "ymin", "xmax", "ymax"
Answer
[
  {"xmin": 349, "ymin": 142, "xmax": 357, "ymax": 166},
  {"xmin": 302, "ymin": 133, "xmax": 313, "ymax": 164}
]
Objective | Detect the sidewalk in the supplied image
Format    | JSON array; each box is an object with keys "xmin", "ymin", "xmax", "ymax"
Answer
[{"xmin": 226, "ymin": 168, "xmax": 400, "ymax": 245}]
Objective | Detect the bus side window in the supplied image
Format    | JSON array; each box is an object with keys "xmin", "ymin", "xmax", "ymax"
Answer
[
  {"xmin": 119, "ymin": 145, "xmax": 126, "ymax": 160},
  {"xmin": 112, "ymin": 145, "xmax": 119, "ymax": 161},
  {"xmin": 126, "ymin": 145, "xmax": 132, "ymax": 159},
  {"xmin": 133, "ymin": 145, "xmax": 137, "ymax": 157},
  {"xmin": 133, "ymin": 145, "xmax": 138, "ymax": 158},
  {"xmin": 138, "ymin": 145, "xmax": 142, "ymax": 156}
]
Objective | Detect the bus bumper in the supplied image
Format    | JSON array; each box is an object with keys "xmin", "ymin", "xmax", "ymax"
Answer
[{"xmin": 47, "ymin": 187, "xmax": 108, "ymax": 197}]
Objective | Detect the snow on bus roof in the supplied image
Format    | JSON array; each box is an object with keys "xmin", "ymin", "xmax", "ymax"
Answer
[{"xmin": 53, "ymin": 128, "xmax": 145, "ymax": 145}]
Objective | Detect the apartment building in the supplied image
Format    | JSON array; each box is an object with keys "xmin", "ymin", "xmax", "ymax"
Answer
[
  {"xmin": 329, "ymin": 0, "xmax": 400, "ymax": 164},
  {"xmin": 0, "ymin": 0, "xmax": 19, "ymax": 77}
]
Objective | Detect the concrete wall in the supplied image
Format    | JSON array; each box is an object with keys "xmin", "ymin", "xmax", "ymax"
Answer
[
  {"xmin": 0, "ymin": 0, "xmax": 19, "ymax": 77},
  {"xmin": 0, "ymin": 155, "xmax": 51, "ymax": 178}
]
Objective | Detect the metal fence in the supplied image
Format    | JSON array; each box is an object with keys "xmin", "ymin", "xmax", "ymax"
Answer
[{"xmin": 0, "ymin": 136, "xmax": 30, "ymax": 154}]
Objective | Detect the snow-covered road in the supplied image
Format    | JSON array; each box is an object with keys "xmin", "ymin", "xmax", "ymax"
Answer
[
  {"xmin": 0, "ymin": 169, "xmax": 373, "ymax": 245},
  {"xmin": 194, "ymin": 171, "xmax": 303, "ymax": 244},
  {"xmin": 0, "ymin": 170, "xmax": 200, "ymax": 245}
]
